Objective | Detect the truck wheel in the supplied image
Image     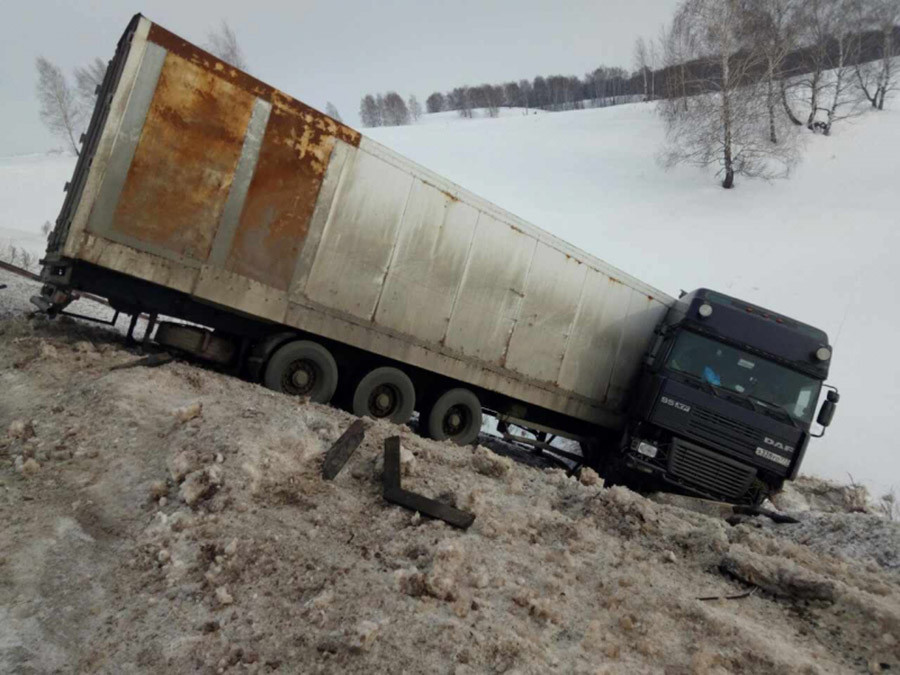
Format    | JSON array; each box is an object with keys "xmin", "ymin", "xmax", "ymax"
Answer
[
  {"xmin": 264, "ymin": 340, "xmax": 338, "ymax": 404},
  {"xmin": 352, "ymin": 366, "xmax": 415, "ymax": 424},
  {"xmin": 427, "ymin": 388, "xmax": 482, "ymax": 445}
]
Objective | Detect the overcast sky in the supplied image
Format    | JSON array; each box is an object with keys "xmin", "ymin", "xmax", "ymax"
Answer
[{"xmin": 0, "ymin": 0, "xmax": 681, "ymax": 156}]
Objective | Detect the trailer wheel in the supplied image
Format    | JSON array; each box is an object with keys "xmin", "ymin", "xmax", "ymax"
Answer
[
  {"xmin": 426, "ymin": 388, "xmax": 482, "ymax": 445},
  {"xmin": 352, "ymin": 367, "xmax": 416, "ymax": 423},
  {"xmin": 264, "ymin": 340, "xmax": 338, "ymax": 403}
]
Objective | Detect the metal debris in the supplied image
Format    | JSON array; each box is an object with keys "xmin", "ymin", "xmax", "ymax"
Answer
[
  {"xmin": 109, "ymin": 352, "xmax": 174, "ymax": 371},
  {"xmin": 382, "ymin": 436, "xmax": 475, "ymax": 529},
  {"xmin": 321, "ymin": 419, "xmax": 367, "ymax": 480}
]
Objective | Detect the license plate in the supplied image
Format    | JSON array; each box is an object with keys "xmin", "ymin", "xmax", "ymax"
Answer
[{"xmin": 755, "ymin": 447, "xmax": 790, "ymax": 467}]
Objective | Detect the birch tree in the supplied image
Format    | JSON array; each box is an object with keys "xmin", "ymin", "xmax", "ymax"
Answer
[
  {"xmin": 794, "ymin": 0, "xmax": 833, "ymax": 128},
  {"xmin": 73, "ymin": 57, "xmax": 106, "ymax": 119},
  {"xmin": 407, "ymin": 94, "xmax": 422, "ymax": 122},
  {"xmin": 35, "ymin": 56, "xmax": 82, "ymax": 155},
  {"xmin": 634, "ymin": 37, "xmax": 651, "ymax": 100},
  {"xmin": 661, "ymin": 0, "xmax": 798, "ymax": 188},
  {"xmin": 382, "ymin": 92, "xmax": 410, "ymax": 126},
  {"xmin": 855, "ymin": 0, "xmax": 899, "ymax": 110},
  {"xmin": 359, "ymin": 94, "xmax": 381, "ymax": 127},
  {"xmin": 744, "ymin": 0, "xmax": 803, "ymax": 141},
  {"xmin": 821, "ymin": 0, "xmax": 863, "ymax": 133}
]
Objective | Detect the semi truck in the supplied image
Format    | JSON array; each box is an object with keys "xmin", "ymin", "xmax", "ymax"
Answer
[{"xmin": 34, "ymin": 15, "xmax": 839, "ymax": 505}]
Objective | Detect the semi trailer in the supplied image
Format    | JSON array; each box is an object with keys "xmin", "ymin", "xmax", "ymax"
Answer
[{"xmin": 34, "ymin": 15, "xmax": 839, "ymax": 505}]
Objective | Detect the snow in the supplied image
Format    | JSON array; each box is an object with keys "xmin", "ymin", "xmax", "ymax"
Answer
[
  {"xmin": 0, "ymin": 152, "xmax": 74, "ymax": 262},
  {"xmin": 1, "ymin": 100, "xmax": 897, "ymax": 496}
]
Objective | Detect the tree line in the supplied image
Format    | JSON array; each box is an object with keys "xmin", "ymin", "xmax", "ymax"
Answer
[{"xmin": 359, "ymin": 70, "xmax": 648, "ymax": 127}]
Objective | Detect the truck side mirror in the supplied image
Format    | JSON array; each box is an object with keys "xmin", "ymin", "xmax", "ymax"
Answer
[{"xmin": 816, "ymin": 390, "xmax": 839, "ymax": 427}]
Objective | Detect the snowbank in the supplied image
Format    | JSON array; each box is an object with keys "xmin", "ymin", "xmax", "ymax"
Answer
[{"xmin": 1, "ymin": 304, "xmax": 898, "ymax": 673}]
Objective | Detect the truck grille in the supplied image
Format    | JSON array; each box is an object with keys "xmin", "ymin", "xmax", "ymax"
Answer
[
  {"xmin": 668, "ymin": 440, "xmax": 756, "ymax": 499},
  {"xmin": 687, "ymin": 407, "xmax": 759, "ymax": 455}
]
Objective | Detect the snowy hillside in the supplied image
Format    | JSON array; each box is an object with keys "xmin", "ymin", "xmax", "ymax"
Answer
[{"xmin": 1, "ymin": 101, "xmax": 897, "ymax": 494}]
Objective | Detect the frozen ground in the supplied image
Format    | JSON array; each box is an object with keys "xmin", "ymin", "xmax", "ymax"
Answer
[
  {"xmin": 1, "ymin": 305, "xmax": 899, "ymax": 673},
  {"xmin": 1, "ymin": 100, "xmax": 898, "ymax": 496}
]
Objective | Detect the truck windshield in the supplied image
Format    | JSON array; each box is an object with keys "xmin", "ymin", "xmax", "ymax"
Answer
[{"xmin": 665, "ymin": 331, "xmax": 821, "ymax": 424}]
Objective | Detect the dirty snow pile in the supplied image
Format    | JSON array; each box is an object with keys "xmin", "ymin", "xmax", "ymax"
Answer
[{"xmin": 0, "ymin": 304, "xmax": 897, "ymax": 674}]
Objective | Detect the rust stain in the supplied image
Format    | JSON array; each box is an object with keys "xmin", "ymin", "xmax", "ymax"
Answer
[
  {"xmin": 608, "ymin": 276, "xmax": 622, "ymax": 285},
  {"xmin": 147, "ymin": 23, "xmax": 361, "ymax": 148},
  {"xmin": 111, "ymin": 52, "xmax": 255, "ymax": 260},
  {"xmin": 225, "ymin": 108, "xmax": 336, "ymax": 290},
  {"xmin": 421, "ymin": 179, "xmax": 459, "ymax": 203}
]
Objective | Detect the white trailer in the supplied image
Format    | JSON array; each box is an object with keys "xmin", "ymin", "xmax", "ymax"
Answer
[{"xmin": 39, "ymin": 14, "xmax": 672, "ymax": 445}]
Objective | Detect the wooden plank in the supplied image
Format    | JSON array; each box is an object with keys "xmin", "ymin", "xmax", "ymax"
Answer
[
  {"xmin": 382, "ymin": 435, "xmax": 475, "ymax": 529},
  {"xmin": 321, "ymin": 419, "xmax": 367, "ymax": 480}
]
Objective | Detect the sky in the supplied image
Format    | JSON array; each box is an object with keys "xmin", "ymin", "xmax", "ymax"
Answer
[{"xmin": 0, "ymin": 0, "xmax": 681, "ymax": 156}]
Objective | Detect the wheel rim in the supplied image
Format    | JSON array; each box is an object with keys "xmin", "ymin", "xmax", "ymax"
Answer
[
  {"xmin": 367, "ymin": 383, "xmax": 398, "ymax": 418},
  {"xmin": 282, "ymin": 359, "xmax": 318, "ymax": 395},
  {"xmin": 443, "ymin": 404, "xmax": 469, "ymax": 437}
]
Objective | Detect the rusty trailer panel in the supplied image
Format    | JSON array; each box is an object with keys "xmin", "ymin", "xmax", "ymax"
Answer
[
  {"xmin": 225, "ymin": 106, "xmax": 336, "ymax": 291},
  {"xmin": 54, "ymin": 14, "xmax": 675, "ymax": 429},
  {"xmin": 111, "ymin": 50, "xmax": 256, "ymax": 261}
]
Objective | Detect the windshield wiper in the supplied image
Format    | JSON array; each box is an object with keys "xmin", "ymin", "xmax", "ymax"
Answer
[
  {"xmin": 742, "ymin": 394, "xmax": 800, "ymax": 429},
  {"xmin": 675, "ymin": 370, "xmax": 720, "ymax": 398}
]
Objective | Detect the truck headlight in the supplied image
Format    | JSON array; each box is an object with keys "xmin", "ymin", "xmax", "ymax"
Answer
[
  {"xmin": 636, "ymin": 441, "xmax": 658, "ymax": 458},
  {"xmin": 815, "ymin": 346, "xmax": 831, "ymax": 361}
]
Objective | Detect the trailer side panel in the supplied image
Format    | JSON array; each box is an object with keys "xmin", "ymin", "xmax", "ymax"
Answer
[{"xmin": 54, "ymin": 15, "xmax": 673, "ymax": 428}]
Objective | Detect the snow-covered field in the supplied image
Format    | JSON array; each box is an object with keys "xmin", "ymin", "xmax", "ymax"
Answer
[{"xmin": 1, "ymin": 100, "xmax": 897, "ymax": 495}]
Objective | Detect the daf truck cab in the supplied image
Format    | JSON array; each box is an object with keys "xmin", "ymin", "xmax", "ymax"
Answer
[{"xmin": 611, "ymin": 289, "xmax": 838, "ymax": 504}]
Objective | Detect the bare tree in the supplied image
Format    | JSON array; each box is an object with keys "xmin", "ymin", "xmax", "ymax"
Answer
[
  {"xmin": 793, "ymin": 0, "xmax": 835, "ymax": 129},
  {"xmin": 634, "ymin": 37, "xmax": 651, "ymax": 100},
  {"xmin": 73, "ymin": 57, "xmax": 106, "ymax": 119},
  {"xmin": 205, "ymin": 21, "xmax": 247, "ymax": 70},
  {"xmin": 855, "ymin": 0, "xmax": 899, "ymax": 110},
  {"xmin": 820, "ymin": 0, "xmax": 864, "ymax": 134},
  {"xmin": 450, "ymin": 86, "xmax": 473, "ymax": 118},
  {"xmin": 661, "ymin": 19, "xmax": 697, "ymax": 112},
  {"xmin": 425, "ymin": 92, "xmax": 445, "ymax": 113},
  {"xmin": 661, "ymin": 0, "xmax": 798, "ymax": 188},
  {"xmin": 325, "ymin": 102, "xmax": 343, "ymax": 122},
  {"xmin": 36, "ymin": 56, "xmax": 82, "ymax": 155},
  {"xmin": 359, "ymin": 94, "xmax": 381, "ymax": 127},
  {"xmin": 382, "ymin": 92, "xmax": 410, "ymax": 126},
  {"xmin": 407, "ymin": 94, "xmax": 422, "ymax": 122},
  {"xmin": 744, "ymin": 0, "xmax": 803, "ymax": 141}
]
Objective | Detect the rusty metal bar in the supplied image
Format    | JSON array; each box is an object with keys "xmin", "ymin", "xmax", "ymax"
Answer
[
  {"xmin": 321, "ymin": 419, "xmax": 367, "ymax": 480},
  {"xmin": 382, "ymin": 436, "xmax": 475, "ymax": 529}
]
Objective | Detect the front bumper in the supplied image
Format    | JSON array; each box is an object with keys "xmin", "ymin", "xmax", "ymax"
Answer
[{"xmin": 624, "ymin": 436, "xmax": 759, "ymax": 502}]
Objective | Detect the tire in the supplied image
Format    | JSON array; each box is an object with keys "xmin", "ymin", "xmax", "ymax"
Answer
[
  {"xmin": 426, "ymin": 388, "xmax": 482, "ymax": 445},
  {"xmin": 263, "ymin": 340, "xmax": 338, "ymax": 404},
  {"xmin": 352, "ymin": 366, "xmax": 416, "ymax": 424}
]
